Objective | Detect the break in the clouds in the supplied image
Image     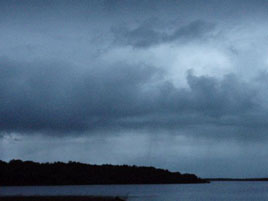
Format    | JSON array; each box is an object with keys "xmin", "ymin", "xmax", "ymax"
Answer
[{"xmin": 1, "ymin": 0, "xmax": 268, "ymax": 177}]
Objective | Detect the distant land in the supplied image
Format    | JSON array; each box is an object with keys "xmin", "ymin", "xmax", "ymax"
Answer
[
  {"xmin": 0, "ymin": 160, "xmax": 208, "ymax": 186},
  {"xmin": 207, "ymin": 178, "xmax": 268, "ymax": 181}
]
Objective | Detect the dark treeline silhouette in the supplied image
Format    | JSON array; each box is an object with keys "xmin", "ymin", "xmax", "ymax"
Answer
[
  {"xmin": 0, "ymin": 160, "xmax": 208, "ymax": 186},
  {"xmin": 0, "ymin": 196, "xmax": 124, "ymax": 201}
]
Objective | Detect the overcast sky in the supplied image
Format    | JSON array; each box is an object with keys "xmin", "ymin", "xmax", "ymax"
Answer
[{"xmin": 1, "ymin": 0, "xmax": 268, "ymax": 178}]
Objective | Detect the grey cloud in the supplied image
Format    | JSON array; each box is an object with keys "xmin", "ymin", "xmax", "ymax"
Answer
[
  {"xmin": 113, "ymin": 20, "xmax": 216, "ymax": 48},
  {"xmin": 116, "ymin": 72, "xmax": 263, "ymax": 140},
  {"xmin": 167, "ymin": 20, "xmax": 215, "ymax": 42},
  {"xmin": 1, "ymin": 57, "xmax": 266, "ymax": 142},
  {"xmin": 0, "ymin": 58, "xmax": 161, "ymax": 134}
]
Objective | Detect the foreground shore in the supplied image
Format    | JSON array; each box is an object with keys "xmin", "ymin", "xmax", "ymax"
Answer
[{"xmin": 0, "ymin": 196, "xmax": 125, "ymax": 201}]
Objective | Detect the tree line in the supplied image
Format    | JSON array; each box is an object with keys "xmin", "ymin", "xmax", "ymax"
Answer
[{"xmin": 0, "ymin": 160, "xmax": 208, "ymax": 186}]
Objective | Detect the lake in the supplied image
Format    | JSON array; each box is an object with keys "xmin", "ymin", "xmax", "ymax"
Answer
[{"xmin": 1, "ymin": 182, "xmax": 268, "ymax": 201}]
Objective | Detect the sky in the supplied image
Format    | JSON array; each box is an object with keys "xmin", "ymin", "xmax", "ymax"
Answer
[{"xmin": 1, "ymin": 0, "xmax": 268, "ymax": 178}]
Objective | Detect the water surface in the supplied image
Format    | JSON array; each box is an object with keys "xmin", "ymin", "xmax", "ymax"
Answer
[{"xmin": 1, "ymin": 182, "xmax": 268, "ymax": 201}]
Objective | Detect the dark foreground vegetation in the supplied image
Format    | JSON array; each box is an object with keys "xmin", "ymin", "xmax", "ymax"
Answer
[
  {"xmin": 0, "ymin": 196, "xmax": 124, "ymax": 201},
  {"xmin": 0, "ymin": 160, "xmax": 208, "ymax": 185}
]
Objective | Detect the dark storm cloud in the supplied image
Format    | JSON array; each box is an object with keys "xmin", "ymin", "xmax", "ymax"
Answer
[
  {"xmin": 1, "ymin": 57, "xmax": 266, "ymax": 141},
  {"xmin": 0, "ymin": 0, "xmax": 267, "ymax": 139},
  {"xmin": 3, "ymin": 0, "xmax": 268, "ymax": 178},
  {"xmin": 0, "ymin": 58, "xmax": 161, "ymax": 133},
  {"xmin": 113, "ymin": 20, "xmax": 215, "ymax": 48}
]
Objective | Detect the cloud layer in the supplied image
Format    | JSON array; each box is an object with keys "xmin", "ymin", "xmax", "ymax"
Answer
[
  {"xmin": 1, "ymin": 0, "xmax": 268, "ymax": 177},
  {"xmin": 0, "ymin": 57, "xmax": 264, "ymax": 141}
]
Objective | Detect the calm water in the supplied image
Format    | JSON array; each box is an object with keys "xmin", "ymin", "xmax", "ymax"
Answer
[{"xmin": 1, "ymin": 182, "xmax": 268, "ymax": 201}]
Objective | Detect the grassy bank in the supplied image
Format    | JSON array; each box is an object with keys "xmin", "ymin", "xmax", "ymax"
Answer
[{"xmin": 0, "ymin": 196, "xmax": 125, "ymax": 201}]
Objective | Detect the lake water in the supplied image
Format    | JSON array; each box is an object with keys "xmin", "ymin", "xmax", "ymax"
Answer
[{"xmin": 1, "ymin": 182, "xmax": 268, "ymax": 201}]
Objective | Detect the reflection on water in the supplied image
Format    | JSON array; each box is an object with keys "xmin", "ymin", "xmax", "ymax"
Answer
[{"xmin": 1, "ymin": 182, "xmax": 268, "ymax": 201}]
